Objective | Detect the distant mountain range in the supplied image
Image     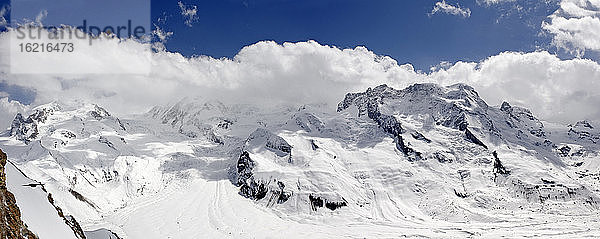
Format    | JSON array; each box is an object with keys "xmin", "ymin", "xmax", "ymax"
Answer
[{"xmin": 0, "ymin": 83, "xmax": 599, "ymax": 238}]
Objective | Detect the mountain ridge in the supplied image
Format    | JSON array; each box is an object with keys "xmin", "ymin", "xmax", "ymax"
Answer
[{"xmin": 0, "ymin": 82, "xmax": 599, "ymax": 238}]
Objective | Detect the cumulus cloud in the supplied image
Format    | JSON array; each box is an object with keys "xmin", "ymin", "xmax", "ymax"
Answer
[
  {"xmin": 543, "ymin": 0, "xmax": 600, "ymax": 55},
  {"xmin": 178, "ymin": 1, "xmax": 199, "ymax": 27},
  {"xmin": 428, "ymin": 51, "xmax": 600, "ymax": 123},
  {"xmin": 429, "ymin": 0, "xmax": 471, "ymax": 18},
  {"xmin": 0, "ymin": 27, "xmax": 599, "ymax": 124}
]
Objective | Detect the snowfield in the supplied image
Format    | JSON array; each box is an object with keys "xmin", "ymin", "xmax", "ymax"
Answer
[{"xmin": 1, "ymin": 83, "xmax": 599, "ymax": 238}]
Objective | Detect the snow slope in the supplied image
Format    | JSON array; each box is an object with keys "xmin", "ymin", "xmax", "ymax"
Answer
[
  {"xmin": 1, "ymin": 83, "xmax": 599, "ymax": 238},
  {"xmin": 5, "ymin": 161, "xmax": 80, "ymax": 239}
]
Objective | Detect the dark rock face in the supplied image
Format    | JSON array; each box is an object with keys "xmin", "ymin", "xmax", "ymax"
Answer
[
  {"xmin": 236, "ymin": 151, "xmax": 291, "ymax": 203},
  {"xmin": 308, "ymin": 194, "xmax": 323, "ymax": 211},
  {"xmin": 9, "ymin": 113, "xmax": 39, "ymax": 144},
  {"xmin": 572, "ymin": 120, "xmax": 594, "ymax": 129},
  {"xmin": 432, "ymin": 152, "xmax": 452, "ymax": 163},
  {"xmin": 68, "ymin": 189, "xmax": 98, "ymax": 210},
  {"xmin": 492, "ymin": 151, "xmax": 510, "ymax": 177},
  {"xmin": 239, "ymin": 179, "xmax": 268, "ymax": 200},
  {"xmin": 275, "ymin": 181, "xmax": 291, "ymax": 204},
  {"xmin": 310, "ymin": 140, "xmax": 319, "ymax": 150},
  {"xmin": 28, "ymin": 105, "xmax": 59, "ymax": 124},
  {"xmin": 411, "ymin": 131, "xmax": 431, "ymax": 143},
  {"xmin": 236, "ymin": 151, "xmax": 255, "ymax": 187},
  {"xmin": 396, "ymin": 136, "xmax": 423, "ymax": 161},
  {"xmin": 265, "ymin": 181, "xmax": 291, "ymax": 206},
  {"xmin": 47, "ymin": 193, "xmax": 87, "ymax": 239},
  {"xmin": 568, "ymin": 121, "xmax": 599, "ymax": 144},
  {"xmin": 308, "ymin": 194, "xmax": 347, "ymax": 211},
  {"xmin": 453, "ymin": 188, "xmax": 469, "ymax": 198},
  {"xmin": 61, "ymin": 131, "xmax": 77, "ymax": 139},
  {"xmin": 89, "ymin": 105, "xmax": 126, "ymax": 131},
  {"xmin": 217, "ymin": 119, "xmax": 233, "ymax": 129},
  {"xmin": 10, "ymin": 104, "xmax": 61, "ymax": 143},
  {"xmin": 324, "ymin": 201, "xmax": 347, "ymax": 210},
  {"xmin": 500, "ymin": 101, "xmax": 512, "ymax": 112},
  {"xmin": 337, "ymin": 85, "xmax": 424, "ymax": 161},
  {"xmin": 465, "ymin": 129, "xmax": 487, "ymax": 149},
  {"xmin": 236, "ymin": 151, "xmax": 268, "ymax": 200},
  {"xmin": 98, "ymin": 136, "xmax": 116, "ymax": 150},
  {"xmin": 557, "ymin": 145, "xmax": 572, "ymax": 157},
  {"xmin": 89, "ymin": 105, "xmax": 111, "ymax": 120},
  {"xmin": 0, "ymin": 149, "xmax": 39, "ymax": 239},
  {"xmin": 267, "ymin": 140, "xmax": 292, "ymax": 155}
]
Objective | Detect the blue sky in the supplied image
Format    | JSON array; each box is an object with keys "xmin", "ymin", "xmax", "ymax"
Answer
[
  {"xmin": 152, "ymin": 0, "xmax": 559, "ymax": 70},
  {"xmin": 2, "ymin": 0, "xmax": 600, "ymax": 124},
  {"xmin": 1, "ymin": 0, "xmax": 563, "ymax": 70}
]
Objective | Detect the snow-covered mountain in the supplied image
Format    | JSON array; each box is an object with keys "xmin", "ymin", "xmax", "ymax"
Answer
[{"xmin": 0, "ymin": 83, "xmax": 599, "ymax": 238}]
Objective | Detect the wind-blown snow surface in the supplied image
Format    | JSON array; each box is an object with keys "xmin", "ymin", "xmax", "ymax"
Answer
[{"xmin": 1, "ymin": 83, "xmax": 600, "ymax": 238}]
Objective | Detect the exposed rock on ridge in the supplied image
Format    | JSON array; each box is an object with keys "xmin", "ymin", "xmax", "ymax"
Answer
[{"xmin": 0, "ymin": 149, "xmax": 38, "ymax": 239}]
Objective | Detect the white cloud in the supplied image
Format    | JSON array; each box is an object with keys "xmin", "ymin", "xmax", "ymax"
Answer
[
  {"xmin": 0, "ymin": 98, "xmax": 28, "ymax": 130},
  {"xmin": 154, "ymin": 25, "xmax": 173, "ymax": 42},
  {"xmin": 0, "ymin": 5, "xmax": 8, "ymax": 27},
  {"xmin": 152, "ymin": 24, "xmax": 173, "ymax": 51},
  {"xmin": 477, "ymin": 0, "xmax": 517, "ymax": 6},
  {"xmin": 543, "ymin": 0, "xmax": 600, "ymax": 55},
  {"xmin": 35, "ymin": 9, "xmax": 47, "ymax": 25},
  {"xmin": 428, "ymin": 51, "xmax": 600, "ymax": 123},
  {"xmin": 0, "ymin": 28, "xmax": 599, "ymax": 124},
  {"xmin": 178, "ymin": 1, "xmax": 199, "ymax": 27},
  {"xmin": 430, "ymin": 0, "xmax": 471, "ymax": 18}
]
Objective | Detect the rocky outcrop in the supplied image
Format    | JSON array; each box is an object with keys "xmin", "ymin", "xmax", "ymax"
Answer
[
  {"xmin": 2, "ymin": 149, "xmax": 87, "ymax": 239},
  {"xmin": 465, "ymin": 128, "xmax": 487, "ymax": 149},
  {"xmin": 89, "ymin": 105, "xmax": 126, "ymax": 131},
  {"xmin": 9, "ymin": 113, "xmax": 39, "ymax": 144},
  {"xmin": 236, "ymin": 152, "xmax": 267, "ymax": 200},
  {"xmin": 264, "ymin": 181, "xmax": 291, "ymax": 207},
  {"xmin": 396, "ymin": 136, "xmax": 423, "ymax": 161},
  {"xmin": 47, "ymin": 193, "xmax": 87, "ymax": 239},
  {"xmin": 492, "ymin": 151, "xmax": 510, "ymax": 178},
  {"xmin": 0, "ymin": 149, "xmax": 38, "ymax": 239},
  {"xmin": 308, "ymin": 194, "xmax": 347, "ymax": 211},
  {"xmin": 411, "ymin": 131, "xmax": 431, "ymax": 143},
  {"xmin": 28, "ymin": 103, "xmax": 60, "ymax": 124},
  {"xmin": 8, "ymin": 103, "xmax": 64, "ymax": 144},
  {"xmin": 98, "ymin": 136, "xmax": 116, "ymax": 150},
  {"xmin": 236, "ymin": 151, "xmax": 291, "ymax": 204},
  {"xmin": 568, "ymin": 120, "xmax": 599, "ymax": 144},
  {"xmin": 89, "ymin": 105, "xmax": 111, "ymax": 120}
]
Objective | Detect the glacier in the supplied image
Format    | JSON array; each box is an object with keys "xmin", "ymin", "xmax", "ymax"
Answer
[{"xmin": 0, "ymin": 83, "xmax": 599, "ymax": 238}]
